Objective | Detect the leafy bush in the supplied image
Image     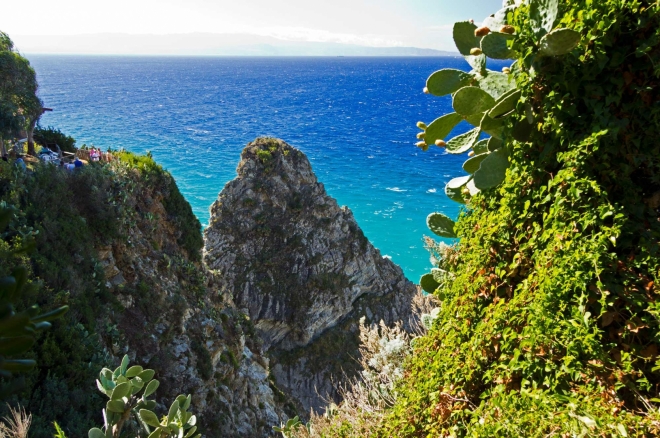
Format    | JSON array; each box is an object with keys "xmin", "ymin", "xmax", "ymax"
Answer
[
  {"xmin": 32, "ymin": 126, "xmax": 76, "ymax": 153},
  {"xmin": 380, "ymin": 0, "xmax": 660, "ymax": 436},
  {"xmin": 0, "ymin": 150, "xmax": 205, "ymax": 436}
]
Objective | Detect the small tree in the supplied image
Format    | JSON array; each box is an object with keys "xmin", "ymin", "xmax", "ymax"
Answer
[{"xmin": 0, "ymin": 31, "xmax": 43, "ymax": 156}]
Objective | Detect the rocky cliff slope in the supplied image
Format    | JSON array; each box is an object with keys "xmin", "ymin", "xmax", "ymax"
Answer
[
  {"xmin": 204, "ymin": 138, "xmax": 418, "ymax": 414},
  {"xmin": 0, "ymin": 153, "xmax": 287, "ymax": 437}
]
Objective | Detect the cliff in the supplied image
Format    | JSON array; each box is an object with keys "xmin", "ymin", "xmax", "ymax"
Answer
[
  {"xmin": 0, "ymin": 153, "xmax": 286, "ymax": 437},
  {"xmin": 0, "ymin": 140, "xmax": 418, "ymax": 435},
  {"xmin": 204, "ymin": 138, "xmax": 417, "ymax": 414}
]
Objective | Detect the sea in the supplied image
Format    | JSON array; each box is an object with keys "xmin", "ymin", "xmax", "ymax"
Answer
[{"xmin": 28, "ymin": 55, "xmax": 506, "ymax": 282}]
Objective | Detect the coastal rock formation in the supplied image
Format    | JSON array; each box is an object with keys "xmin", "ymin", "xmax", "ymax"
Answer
[
  {"xmin": 93, "ymin": 165, "xmax": 288, "ymax": 437},
  {"xmin": 204, "ymin": 138, "xmax": 418, "ymax": 414}
]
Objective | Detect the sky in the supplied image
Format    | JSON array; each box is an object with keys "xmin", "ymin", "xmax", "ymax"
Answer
[{"xmin": 1, "ymin": 0, "xmax": 503, "ymax": 52}]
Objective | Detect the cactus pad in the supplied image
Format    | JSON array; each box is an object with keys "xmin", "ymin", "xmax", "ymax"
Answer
[
  {"xmin": 482, "ymin": 4, "xmax": 517, "ymax": 30},
  {"xmin": 420, "ymin": 273, "xmax": 440, "ymax": 294},
  {"xmin": 446, "ymin": 127, "xmax": 481, "ymax": 155},
  {"xmin": 453, "ymin": 86, "xmax": 496, "ymax": 116},
  {"xmin": 489, "ymin": 88, "xmax": 521, "ymax": 118},
  {"xmin": 480, "ymin": 32, "xmax": 517, "ymax": 59},
  {"xmin": 476, "ymin": 71, "xmax": 515, "ymax": 99},
  {"xmin": 445, "ymin": 176, "xmax": 471, "ymax": 204},
  {"xmin": 453, "ymin": 21, "xmax": 481, "ymax": 56},
  {"xmin": 423, "ymin": 113, "xmax": 463, "ymax": 147},
  {"xmin": 463, "ymin": 153, "xmax": 489, "ymax": 174},
  {"xmin": 473, "ymin": 147, "xmax": 509, "ymax": 190},
  {"xmin": 453, "ymin": 21, "xmax": 487, "ymax": 72},
  {"xmin": 426, "ymin": 69, "xmax": 473, "ymax": 96},
  {"xmin": 530, "ymin": 0, "xmax": 559, "ymax": 36},
  {"xmin": 479, "ymin": 112, "xmax": 506, "ymax": 139},
  {"xmin": 427, "ymin": 212, "xmax": 457, "ymax": 238},
  {"xmin": 539, "ymin": 28, "xmax": 581, "ymax": 56},
  {"xmin": 473, "ymin": 139, "xmax": 489, "ymax": 155},
  {"xmin": 487, "ymin": 137, "xmax": 503, "ymax": 152}
]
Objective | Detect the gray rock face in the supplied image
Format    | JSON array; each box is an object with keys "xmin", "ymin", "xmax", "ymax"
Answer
[
  {"xmin": 204, "ymin": 138, "xmax": 417, "ymax": 414},
  {"xmin": 92, "ymin": 164, "xmax": 287, "ymax": 437}
]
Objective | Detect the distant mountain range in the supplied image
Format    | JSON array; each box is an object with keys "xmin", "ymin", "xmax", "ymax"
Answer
[{"xmin": 13, "ymin": 33, "xmax": 458, "ymax": 57}]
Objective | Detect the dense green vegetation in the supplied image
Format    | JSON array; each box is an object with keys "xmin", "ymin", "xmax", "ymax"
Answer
[
  {"xmin": 0, "ymin": 152, "xmax": 203, "ymax": 436},
  {"xmin": 383, "ymin": 0, "xmax": 660, "ymax": 436},
  {"xmin": 33, "ymin": 126, "xmax": 77, "ymax": 153},
  {"xmin": 0, "ymin": 31, "xmax": 42, "ymax": 155}
]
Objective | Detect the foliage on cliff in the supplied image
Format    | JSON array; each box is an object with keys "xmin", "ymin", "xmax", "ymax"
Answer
[
  {"xmin": 0, "ymin": 31, "xmax": 42, "ymax": 148},
  {"xmin": 0, "ymin": 152, "xmax": 203, "ymax": 436},
  {"xmin": 380, "ymin": 0, "xmax": 660, "ymax": 436},
  {"xmin": 289, "ymin": 1, "xmax": 660, "ymax": 436}
]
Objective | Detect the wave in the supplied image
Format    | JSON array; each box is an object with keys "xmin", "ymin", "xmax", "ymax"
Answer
[{"xmin": 386, "ymin": 187, "xmax": 407, "ymax": 192}]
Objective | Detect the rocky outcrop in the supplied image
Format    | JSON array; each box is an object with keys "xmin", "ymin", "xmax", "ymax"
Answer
[
  {"xmin": 204, "ymin": 138, "xmax": 417, "ymax": 414},
  {"xmin": 90, "ymin": 159, "xmax": 288, "ymax": 437}
]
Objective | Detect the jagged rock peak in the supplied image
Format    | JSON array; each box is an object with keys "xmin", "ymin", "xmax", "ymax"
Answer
[{"xmin": 204, "ymin": 138, "xmax": 417, "ymax": 413}]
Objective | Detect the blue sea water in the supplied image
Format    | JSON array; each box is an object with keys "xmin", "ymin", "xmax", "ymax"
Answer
[{"xmin": 28, "ymin": 55, "xmax": 505, "ymax": 281}]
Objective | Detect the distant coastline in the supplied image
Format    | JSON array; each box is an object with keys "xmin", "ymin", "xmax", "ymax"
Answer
[{"xmin": 13, "ymin": 33, "xmax": 459, "ymax": 57}]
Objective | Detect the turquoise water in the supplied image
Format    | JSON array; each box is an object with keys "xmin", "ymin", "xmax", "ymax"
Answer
[{"xmin": 28, "ymin": 55, "xmax": 504, "ymax": 281}]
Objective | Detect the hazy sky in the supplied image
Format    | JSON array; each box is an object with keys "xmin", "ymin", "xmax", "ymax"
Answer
[{"xmin": 2, "ymin": 0, "xmax": 502, "ymax": 51}]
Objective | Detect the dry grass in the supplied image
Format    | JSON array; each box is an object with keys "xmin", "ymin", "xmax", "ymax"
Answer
[
  {"xmin": 289, "ymin": 290, "xmax": 438, "ymax": 437},
  {"xmin": 0, "ymin": 405, "xmax": 31, "ymax": 438}
]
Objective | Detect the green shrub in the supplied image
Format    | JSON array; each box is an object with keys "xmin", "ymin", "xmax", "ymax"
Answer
[
  {"xmin": 382, "ymin": 0, "xmax": 660, "ymax": 436},
  {"xmin": 33, "ymin": 126, "xmax": 76, "ymax": 153},
  {"xmin": 0, "ymin": 150, "xmax": 205, "ymax": 436}
]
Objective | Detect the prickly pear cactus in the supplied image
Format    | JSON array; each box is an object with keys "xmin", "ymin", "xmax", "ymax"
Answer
[
  {"xmin": 476, "ymin": 71, "xmax": 515, "ymax": 100},
  {"xmin": 473, "ymin": 147, "xmax": 509, "ymax": 190},
  {"xmin": 453, "ymin": 21, "xmax": 487, "ymax": 72},
  {"xmin": 452, "ymin": 86, "xmax": 496, "ymax": 116},
  {"xmin": 426, "ymin": 69, "xmax": 473, "ymax": 96},
  {"xmin": 489, "ymin": 89, "xmax": 522, "ymax": 118},
  {"xmin": 480, "ymin": 32, "xmax": 517, "ymax": 59},
  {"xmin": 446, "ymin": 127, "xmax": 481, "ymax": 155},
  {"xmin": 529, "ymin": 0, "xmax": 559, "ymax": 36},
  {"xmin": 89, "ymin": 355, "xmax": 200, "ymax": 438},
  {"xmin": 445, "ymin": 176, "xmax": 471, "ymax": 204},
  {"xmin": 417, "ymin": 113, "xmax": 463, "ymax": 148},
  {"xmin": 539, "ymin": 28, "xmax": 581, "ymax": 55},
  {"xmin": 420, "ymin": 307, "xmax": 441, "ymax": 330},
  {"xmin": 419, "ymin": 273, "xmax": 440, "ymax": 294},
  {"xmin": 472, "ymin": 139, "xmax": 490, "ymax": 156},
  {"xmin": 427, "ymin": 212, "xmax": 457, "ymax": 238},
  {"xmin": 462, "ymin": 153, "xmax": 489, "ymax": 174}
]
